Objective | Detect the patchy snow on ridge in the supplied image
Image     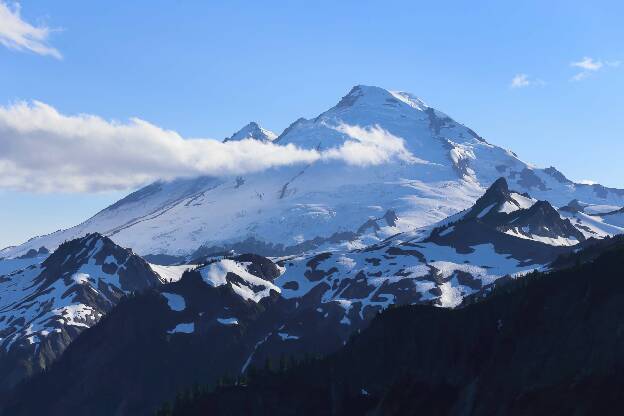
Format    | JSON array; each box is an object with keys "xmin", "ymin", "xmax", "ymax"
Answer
[
  {"xmin": 499, "ymin": 192, "xmax": 535, "ymax": 213},
  {"xmin": 560, "ymin": 210, "xmax": 624, "ymax": 239},
  {"xmin": 504, "ymin": 228, "xmax": 580, "ymax": 246},
  {"xmin": 150, "ymin": 263, "xmax": 196, "ymax": 283},
  {"xmin": 199, "ymin": 259, "xmax": 280, "ymax": 302},
  {"xmin": 0, "ymin": 234, "xmax": 159, "ymax": 357},
  {"xmin": 0, "ymin": 254, "xmax": 47, "ymax": 277}
]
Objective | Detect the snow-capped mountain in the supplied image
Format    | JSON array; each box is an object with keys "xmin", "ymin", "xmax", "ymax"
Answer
[
  {"xmin": 223, "ymin": 121, "xmax": 277, "ymax": 142},
  {"xmin": 0, "ymin": 179, "xmax": 597, "ymax": 414},
  {"xmin": 3, "ymin": 85, "xmax": 624, "ymax": 260},
  {"xmin": 273, "ymin": 178, "xmax": 575, "ymax": 316},
  {"xmin": 0, "ymin": 180, "xmax": 577, "ymax": 390},
  {"xmin": 1, "ymin": 251, "xmax": 291, "ymax": 414},
  {"xmin": 429, "ymin": 177, "xmax": 586, "ymax": 250},
  {"xmin": 0, "ymin": 233, "xmax": 161, "ymax": 389},
  {"xmin": 598, "ymin": 207, "xmax": 624, "ymax": 227},
  {"xmin": 151, "ymin": 179, "xmax": 587, "ymax": 362},
  {"xmin": 559, "ymin": 199, "xmax": 624, "ymax": 238},
  {"xmin": 128, "ymin": 239, "xmax": 624, "ymax": 416}
]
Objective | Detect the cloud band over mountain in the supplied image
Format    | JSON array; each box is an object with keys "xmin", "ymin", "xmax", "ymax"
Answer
[{"xmin": 0, "ymin": 101, "xmax": 419, "ymax": 193}]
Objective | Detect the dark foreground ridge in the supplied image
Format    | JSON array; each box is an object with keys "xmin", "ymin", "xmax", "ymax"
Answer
[
  {"xmin": 0, "ymin": 233, "xmax": 160, "ymax": 392},
  {"xmin": 156, "ymin": 239, "xmax": 624, "ymax": 416}
]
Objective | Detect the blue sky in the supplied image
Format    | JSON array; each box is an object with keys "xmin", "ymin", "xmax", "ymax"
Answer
[{"xmin": 1, "ymin": 0, "xmax": 623, "ymax": 248}]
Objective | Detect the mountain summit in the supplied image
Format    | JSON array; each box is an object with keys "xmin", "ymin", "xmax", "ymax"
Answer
[
  {"xmin": 3, "ymin": 85, "xmax": 624, "ymax": 258},
  {"xmin": 224, "ymin": 122, "xmax": 277, "ymax": 142},
  {"xmin": 0, "ymin": 233, "xmax": 160, "ymax": 388}
]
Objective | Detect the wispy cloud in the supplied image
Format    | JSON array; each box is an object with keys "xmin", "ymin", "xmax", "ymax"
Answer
[
  {"xmin": 510, "ymin": 73, "xmax": 544, "ymax": 89},
  {"xmin": 0, "ymin": 101, "xmax": 421, "ymax": 193},
  {"xmin": 0, "ymin": 1, "xmax": 61, "ymax": 59},
  {"xmin": 571, "ymin": 57, "xmax": 603, "ymax": 71},
  {"xmin": 570, "ymin": 57, "xmax": 619, "ymax": 81},
  {"xmin": 510, "ymin": 74, "xmax": 530, "ymax": 88},
  {"xmin": 326, "ymin": 124, "xmax": 428, "ymax": 166}
]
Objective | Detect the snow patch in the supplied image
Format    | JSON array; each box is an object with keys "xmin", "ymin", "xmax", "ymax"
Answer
[
  {"xmin": 217, "ymin": 317, "xmax": 239, "ymax": 326},
  {"xmin": 277, "ymin": 332, "xmax": 299, "ymax": 340},
  {"xmin": 71, "ymin": 273, "xmax": 90, "ymax": 285},
  {"xmin": 150, "ymin": 263, "xmax": 195, "ymax": 283},
  {"xmin": 168, "ymin": 322, "xmax": 194, "ymax": 334},
  {"xmin": 199, "ymin": 259, "xmax": 280, "ymax": 302},
  {"xmin": 161, "ymin": 292, "xmax": 186, "ymax": 311},
  {"xmin": 477, "ymin": 203, "xmax": 496, "ymax": 218},
  {"xmin": 437, "ymin": 282, "xmax": 463, "ymax": 308}
]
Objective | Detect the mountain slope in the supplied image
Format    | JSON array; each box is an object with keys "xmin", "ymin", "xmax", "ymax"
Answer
[
  {"xmin": 428, "ymin": 177, "xmax": 585, "ymax": 250},
  {"xmin": 154, "ymin": 238, "xmax": 624, "ymax": 416},
  {"xmin": 0, "ymin": 180, "xmax": 590, "ymax": 415},
  {"xmin": 4, "ymin": 85, "xmax": 624, "ymax": 259},
  {"xmin": 0, "ymin": 256, "xmax": 291, "ymax": 415},
  {"xmin": 0, "ymin": 233, "xmax": 160, "ymax": 390}
]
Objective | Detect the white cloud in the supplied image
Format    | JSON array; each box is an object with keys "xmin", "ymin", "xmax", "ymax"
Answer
[
  {"xmin": 570, "ymin": 71, "xmax": 591, "ymax": 82},
  {"xmin": 325, "ymin": 124, "xmax": 429, "ymax": 165},
  {"xmin": 578, "ymin": 179, "xmax": 597, "ymax": 185},
  {"xmin": 571, "ymin": 57, "xmax": 603, "ymax": 71},
  {"xmin": 0, "ymin": 1, "xmax": 61, "ymax": 59},
  {"xmin": 570, "ymin": 56, "xmax": 619, "ymax": 81},
  {"xmin": 510, "ymin": 74, "xmax": 544, "ymax": 89},
  {"xmin": 0, "ymin": 101, "xmax": 420, "ymax": 193},
  {"xmin": 510, "ymin": 74, "xmax": 530, "ymax": 88}
]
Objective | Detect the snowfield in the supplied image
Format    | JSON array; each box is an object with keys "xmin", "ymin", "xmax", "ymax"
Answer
[{"xmin": 3, "ymin": 85, "xmax": 623, "ymax": 260}]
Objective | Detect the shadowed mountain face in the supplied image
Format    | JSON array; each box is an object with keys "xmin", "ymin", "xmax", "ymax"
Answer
[
  {"xmin": 147, "ymin": 239, "xmax": 624, "ymax": 416},
  {"xmin": 443, "ymin": 177, "xmax": 584, "ymax": 242},
  {"xmin": 0, "ymin": 233, "xmax": 160, "ymax": 390},
  {"xmin": 0, "ymin": 179, "xmax": 601, "ymax": 415},
  {"xmin": 0, "ymin": 178, "xmax": 597, "ymax": 415},
  {"xmin": 427, "ymin": 178, "xmax": 586, "ymax": 258},
  {"xmin": 0, "ymin": 258, "xmax": 292, "ymax": 416},
  {"xmin": 4, "ymin": 86, "xmax": 624, "ymax": 260}
]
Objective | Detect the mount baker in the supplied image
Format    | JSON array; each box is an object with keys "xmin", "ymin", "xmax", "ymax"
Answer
[{"xmin": 2, "ymin": 85, "xmax": 624, "ymax": 261}]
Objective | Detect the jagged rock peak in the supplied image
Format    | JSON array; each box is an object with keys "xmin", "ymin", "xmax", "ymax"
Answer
[
  {"xmin": 559, "ymin": 199, "xmax": 586, "ymax": 213},
  {"xmin": 485, "ymin": 177, "xmax": 511, "ymax": 198},
  {"xmin": 224, "ymin": 122, "xmax": 277, "ymax": 142},
  {"xmin": 464, "ymin": 177, "xmax": 513, "ymax": 219},
  {"xmin": 40, "ymin": 232, "xmax": 160, "ymax": 291}
]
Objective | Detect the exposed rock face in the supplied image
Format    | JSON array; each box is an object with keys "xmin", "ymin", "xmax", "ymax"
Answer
[
  {"xmin": 151, "ymin": 240, "xmax": 624, "ymax": 416},
  {"xmin": 6, "ymin": 232, "xmax": 624, "ymax": 416},
  {"xmin": 498, "ymin": 200, "xmax": 586, "ymax": 242},
  {"xmin": 0, "ymin": 179, "xmax": 589, "ymax": 400},
  {"xmin": 543, "ymin": 166, "xmax": 572, "ymax": 184},
  {"xmin": 16, "ymin": 247, "xmax": 49, "ymax": 259},
  {"xmin": 190, "ymin": 232, "xmax": 359, "ymax": 259},
  {"xmin": 0, "ymin": 233, "xmax": 160, "ymax": 390},
  {"xmin": 462, "ymin": 177, "xmax": 515, "ymax": 220},
  {"xmin": 0, "ymin": 254, "xmax": 291, "ymax": 415},
  {"xmin": 430, "ymin": 178, "xmax": 586, "ymax": 254},
  {"xmin": 560, "ymin": 198, "xmax": 586, "ymax": 213}
]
